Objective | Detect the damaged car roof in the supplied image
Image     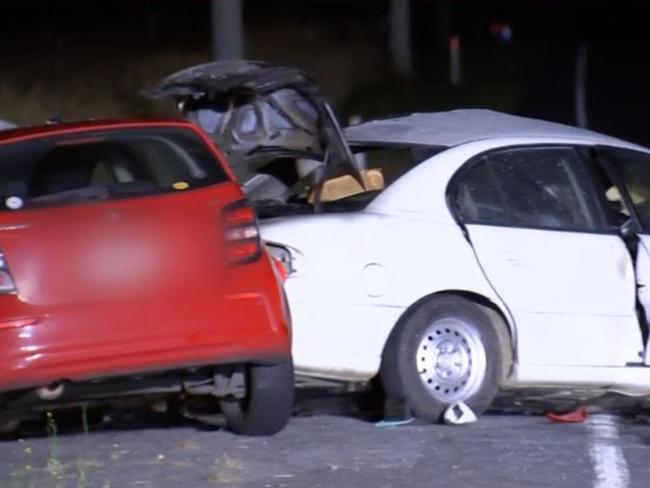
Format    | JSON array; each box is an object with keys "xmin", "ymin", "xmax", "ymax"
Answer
[
  {"xmin": 145, "ymin": 60, "xmax": 314, "ymax": 100},
  {"xmin": 145, "ymin": 60, "xmax": 359, "ymax": 195},
  {"xmin": 343, "ymin": 109, "xmax": 639, "ymax": 149}
]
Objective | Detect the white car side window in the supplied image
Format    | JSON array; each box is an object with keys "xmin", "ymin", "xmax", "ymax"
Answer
[{"xmin": 455, "ymin": 146, "xmax": 605, "ymax": 231}]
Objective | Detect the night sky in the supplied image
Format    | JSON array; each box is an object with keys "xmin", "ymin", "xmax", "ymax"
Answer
[{"xmin": 0, "ymin": 0, "xmax": 649, "ymax": 144}]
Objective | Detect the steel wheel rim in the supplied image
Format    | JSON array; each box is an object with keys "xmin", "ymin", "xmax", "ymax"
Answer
[{"xmin": 416, "ymin": 317, "xmax": 487, "ymax": 402}]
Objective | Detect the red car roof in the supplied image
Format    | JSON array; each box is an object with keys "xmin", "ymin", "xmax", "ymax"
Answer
[
  {"xmin": 0, "ymin": 118, "xmax": 237, "ymax": 181},
  {"xmin": 0, "ymin": 118, "xmax": 197, "ymax": 143}
]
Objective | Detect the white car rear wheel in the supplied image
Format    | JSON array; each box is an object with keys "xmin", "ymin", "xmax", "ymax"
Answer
[
  {"xmin": 381, "ymin": 295, "xmax": 505, "ymax": 422},
  {"xmin": 416, "ymin": 317, "xmax": 487, "ymax": 403}
]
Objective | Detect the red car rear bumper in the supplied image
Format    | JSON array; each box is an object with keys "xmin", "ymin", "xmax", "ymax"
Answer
[{"xmin": 0, "ymin": 257, "xmax": 291, "ymax": 393}]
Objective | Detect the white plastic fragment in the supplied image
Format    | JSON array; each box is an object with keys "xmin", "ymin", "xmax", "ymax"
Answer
[
  {"xmin": 443, "ymin": 402, "xmax": 478, "ymax": 425},
  {"xmin": 374, "ymin": 417, "xmax": 414, "ymax": 428}
]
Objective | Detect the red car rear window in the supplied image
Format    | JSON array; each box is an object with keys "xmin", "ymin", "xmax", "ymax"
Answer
[{"xmin": 0, "ymin": 127, "xmax": 230, "ymax": 210}]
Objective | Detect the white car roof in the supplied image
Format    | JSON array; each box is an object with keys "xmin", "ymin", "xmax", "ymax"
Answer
[{"xmin": 344, "ymin": 109, "xmax": 639, "ymax": 149}]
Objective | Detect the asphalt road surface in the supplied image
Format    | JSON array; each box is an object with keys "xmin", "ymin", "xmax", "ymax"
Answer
[{"xmin": 2, "ymin": 390, "xmax": 650, "ymax": 488}]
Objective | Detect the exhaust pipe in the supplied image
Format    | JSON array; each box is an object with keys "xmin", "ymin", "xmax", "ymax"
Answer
[{"xmin": 36, "ymin": 382, "xmax": 65, "ymax": 401}]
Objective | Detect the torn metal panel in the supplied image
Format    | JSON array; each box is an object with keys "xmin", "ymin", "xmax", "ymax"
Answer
[
  {"xmin": 145, "ymin": 61, "xmax": 309, "ymax": 100},
  {"xmin": 145, "ymin": 61, "xmax": 358, "ymax": 190},
  {"xmin": 443, "ymin": 402, "xmax": 478, "ymax": 425}
]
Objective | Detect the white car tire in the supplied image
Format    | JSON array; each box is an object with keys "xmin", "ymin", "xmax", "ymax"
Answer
[{"xmin": 381, "ymin": 295, "xmax": 505, "ymax": 422}]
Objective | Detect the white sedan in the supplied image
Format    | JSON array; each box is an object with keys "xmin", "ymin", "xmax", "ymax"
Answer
[
  {"xmin": 150, "ymin": 64, "xmax": 650, "ymax": 421},
  {"xmin": 261, "ymin": 109, "xmax": 650, "ymax": 421}
]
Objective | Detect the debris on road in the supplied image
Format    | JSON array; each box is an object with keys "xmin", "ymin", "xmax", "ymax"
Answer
[
  {"xmin": 374, "ymin": 418, "xmax": 415, "ymax": 428},
  {"xmin": 546, "ymin": 407, "xmax": 589, "ymax": 423},
  {"xmin": 444, "ymin": 402, "xmax": 478, "ymax": 425}
]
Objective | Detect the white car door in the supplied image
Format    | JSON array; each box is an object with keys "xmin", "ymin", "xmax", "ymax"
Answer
[
  {"xmin": 452, "ymin": 145, "xmax": 643, "ymax": 367},
  {"xmin": 637, "ymin": 238, "xmax": 650, "ymax": 364},
  {"xmin": 597, "ymin": 147, "xmax": 650, "ymax": 365}
]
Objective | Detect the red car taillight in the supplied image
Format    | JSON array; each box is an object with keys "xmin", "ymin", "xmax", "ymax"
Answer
[
  {"xmin": 0, "ymin": 250, "xmax": 17, "ymax": 294},
  {"xmin": 222, "ymin": 200, "xmax": 262, "ymax": 267}
]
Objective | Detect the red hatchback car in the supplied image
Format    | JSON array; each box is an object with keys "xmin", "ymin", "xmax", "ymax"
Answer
[{"xmin": 0, "ymin": 120, "xmax": 293, "ymax": 435}]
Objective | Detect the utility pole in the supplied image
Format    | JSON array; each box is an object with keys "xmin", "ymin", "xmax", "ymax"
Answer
[
  {"xmin": 574, "ymin": 42, "xmax": 589, "ymax": 129},
  {"xmin": 211, "ymin": 0, "xmax": 244, "ymax": 61},
  {"xmin": 389, "ymin": 0, "xmax": 413, "ymax": 76}
]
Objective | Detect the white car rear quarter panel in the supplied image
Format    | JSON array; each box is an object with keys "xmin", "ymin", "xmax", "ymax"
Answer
[{"xmin": 262, "ymin": 213, "xmax": 502, "ymax": 381}]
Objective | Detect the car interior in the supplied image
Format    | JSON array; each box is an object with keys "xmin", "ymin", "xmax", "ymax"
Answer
[{"xmin": 245, "ymin": 145, "xmax": 439, "ymax": 217}]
